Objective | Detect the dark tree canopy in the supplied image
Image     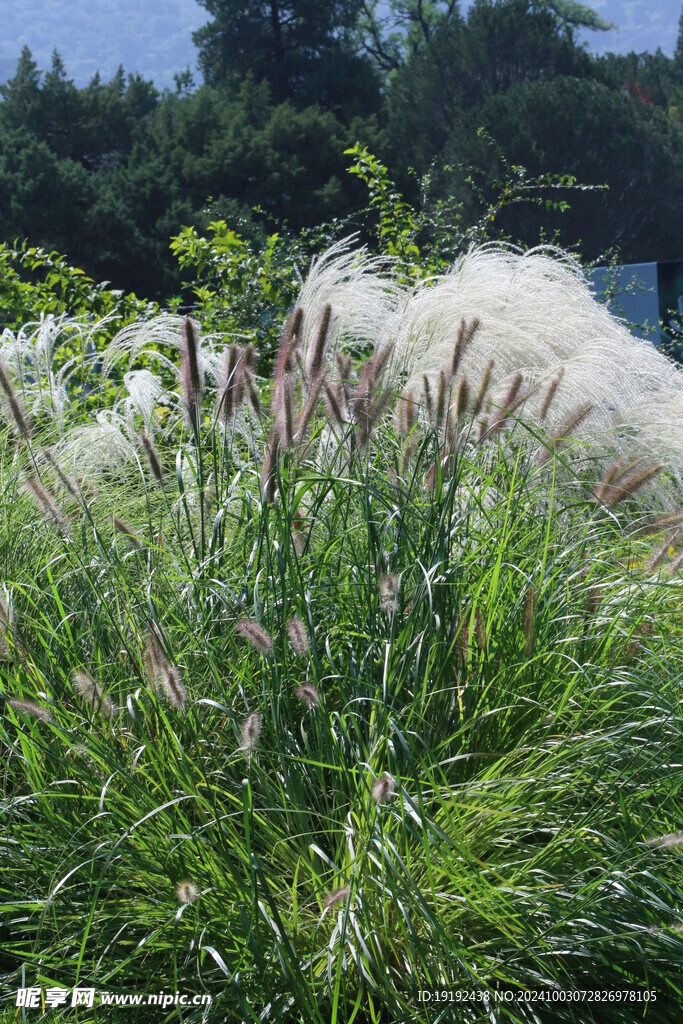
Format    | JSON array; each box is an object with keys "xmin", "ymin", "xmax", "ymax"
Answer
[
  {"xmin": 0, "ymin": 46, "xmax": 382, "ymax": 297},
  {"xmin": 192, "ymin": 0, "xmax": 381, "ymax": 116},
  {"xmin": 1, "ymin": 1, "xmax": 682, "ymax": 301},
  {"xmin": 387, "ymin": 0, "xmax": 593, "ymax": 166},
  {"xmin": 473, "ymin": 76, "xmax": 683, "ymax": 262},
  {"xmin": 0, "ymin": 45, "xmax": 43, "ymax": 133},
  {"xmin": 676, "ymin": 6, "xmax": 683, "ymax": 83}
]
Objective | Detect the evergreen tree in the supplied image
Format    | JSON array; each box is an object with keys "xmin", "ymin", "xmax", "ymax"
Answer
[
  {"xmin": 675, "ymin": 5, "xmax": 683, "ymax": 83},
  {"xmin": 359, "ymin": 0, "xmax": 463, "ymax": 71},
  {"xmin": 40, "ymin": 51, "xmax": 82, "ymax": 160},
  {"xmin": 387, "ymin": 0, "xmax": 593, "ymax": 165},
  {"xmin": 470, "ymin": 76, "xmax": 683, "ymax": 263},
  {"xmin": 0, "ymin": 46, "xmax": 43, "ymax": 133},
  {"xmin": 192, "ymin": 0, "xmax": 380, "ymax": 116}
]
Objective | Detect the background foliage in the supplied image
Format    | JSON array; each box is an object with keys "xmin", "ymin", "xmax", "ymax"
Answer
[{"xmin": 1, "ymin": 0, "xmax": 683, "ymax": 311}]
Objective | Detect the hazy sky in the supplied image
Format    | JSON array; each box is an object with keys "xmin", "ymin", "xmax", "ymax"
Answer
[
  {"xmin": 1, "ymin": 0, "xmax": 680, "ymax": 89},
  {"xmin": 1, "ymin": 0, "xmax": 207, "ymax": 88},
  {"xmin": 580, "ymin": 0, "xmax": 680, "ymax": 55}
]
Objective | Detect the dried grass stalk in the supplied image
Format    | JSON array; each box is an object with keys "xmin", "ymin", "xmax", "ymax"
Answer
[
  {"xmin": 237, "ymin": 618, "xmax": 273, "ymax": 655},
  {"xmin": 241, "ymin": 711, "xmax": 263, "ymax": 752},
  {"xmin": 72, "ymin": 670, "xmax": 113, "ymax": 717},
  {"xmin": 472, "ymin": 359, "xmax": 494, "ymax": 419},
  {"xmin": 143, "ymin": 632, "xmax": 187, "ymax": 710},
  {"xmin": 24, "ymin": 475, "xmax": 67, "ymax": 530},
  {"xmin": 140, "ymin": 432, "xmax": 164, "ymax": 484},
  {"xmin": 538, "ymin": 368, "xmax": 565, "ymax": 421},
  {"xmin": 0, "ymin": 360, "xmax": 33, "ymax": 438},
  {"xmin": 601, "ymin": 464, "xmax": 664, "ymax": 507},
  {"xmin": 646, "ymin": 527, "xmax": 683, "ymax": 572},
  {"xmin": 6, "ymin": 698, "xmax": 52, "ymax": 722},
  {"xmin": 395, "ymin": 390, "xmax": 417, "ymax": 437},
  {"xmin": 179, "ymin": 316, "xmax": 203, "ymax": 428},
  {"xmin": 535, "ymin": 402, "xmax": 593, "ymax": 466},
  {"xmin": 487, "ymin": 373, "xmax": 524, "ymax": 437}
]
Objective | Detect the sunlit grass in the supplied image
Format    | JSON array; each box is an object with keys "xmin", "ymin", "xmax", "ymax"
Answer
[{"xmin": 1, "ymin": 303, "xmax": 682, "ymax": 1022}]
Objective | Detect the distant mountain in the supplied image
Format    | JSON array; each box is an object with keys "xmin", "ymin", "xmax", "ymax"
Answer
[
  {"xmin": 0, "ymin": 0, "xmax": 207, "ymax": 89},
  {"xmin": 0, "ymin": 0, "xmax": 680, "ymax": 90}
]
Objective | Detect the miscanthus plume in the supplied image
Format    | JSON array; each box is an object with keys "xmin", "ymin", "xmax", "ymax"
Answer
[
  {"xmin": 0, "ymin": 316, "xmax": 99, "ymax": 426},
  {"xmin": 292, "ymin": 237, "xmax": 404, "ymax": 372},
  {"xmin": 386, "ymin": 244, "xmax": 682, "ymax": 496},
  {"xmin": 274, "ymin": 240, "xmax": 682, "ymax": 502},
  {"xmin": 13, "ymin": 239, "xmax": 682, "ymax": 524}
]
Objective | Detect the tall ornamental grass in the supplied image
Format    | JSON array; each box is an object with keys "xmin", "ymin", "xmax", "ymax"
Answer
[{"xmin": 0, "ymin": 243, "xmax": 682, "ymax": 1022}]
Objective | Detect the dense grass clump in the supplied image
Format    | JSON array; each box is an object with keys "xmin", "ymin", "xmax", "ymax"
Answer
[{"xmin": 1, "ymin": 260, "xmax": 682, "ymax": 1022}]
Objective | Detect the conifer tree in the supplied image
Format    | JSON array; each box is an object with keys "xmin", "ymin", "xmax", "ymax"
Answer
[
  {"xmin": 193, "ymin": 0, "xmax": 379, "ymax": 115},
  {"xmin": 675, "ymin": 5, "xmax": 683, "ymax": 83}
]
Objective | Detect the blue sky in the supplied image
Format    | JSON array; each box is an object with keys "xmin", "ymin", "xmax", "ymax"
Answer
[
  {"xmin": 1, "ymin": 1, "xmax": 680, "ymax": 90},
  {"xmin": 577, "ymin": 0, "xmax": 680, "ymax": 55}
]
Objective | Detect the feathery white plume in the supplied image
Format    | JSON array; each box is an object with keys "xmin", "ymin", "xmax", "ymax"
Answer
[
  {"xmin": 294, "ymin": 236, "xmax": 405, "ymax": 372},
  {"xmin": 121, "ymin": 369, "xmax": 165, "ymax": 428},
  {"xmin": 102, "ymin": 314, "xmax": 185, "ymax": 378},
  {"xmin": 0, "ymin": 316, "xmax": 89, "ymax": 426},
  {"xmin": 384, "ymin": 244, "xmax": 682, "ymax": 498},
  {"xmin": 56, "ymin": 411, "xmax": 138, "ymax": 478}
]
